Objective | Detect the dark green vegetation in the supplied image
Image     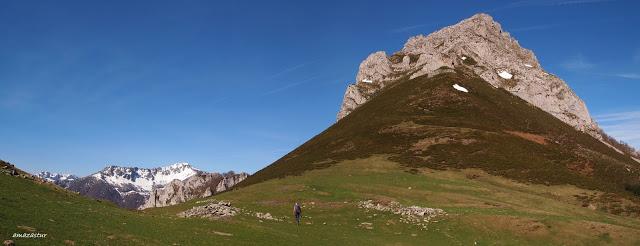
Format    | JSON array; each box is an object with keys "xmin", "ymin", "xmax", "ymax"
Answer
[{"xmin": 242, "ymin": 70, "xmax": 640, "ymax": 209}]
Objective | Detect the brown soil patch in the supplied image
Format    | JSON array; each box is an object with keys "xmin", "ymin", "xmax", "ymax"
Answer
[
  {"xmin": 332, "ymin": 141, "xmax": 355, "ymax": 154},
  {"xmin": 504, "ymin": 131, "xmax": 548, "ymax": 145},
  {"xmin": 466, "ymin": 215, "xmax": 549, "ymax": 237},
  {"xmin": 557, "ymin": 220, "xmax": 640, "ymax": 245},
  {"xmin": 17, "ymin": 225, "xmax": 36, "ymax": 232},
  {"xmin": 379, "ymin": 121, "xmax": 426, "ymax": 135},
  {"xmin": 410, "ymin": 137, "xmax": 452, "ymax": 152},
  {"xmin": 566, "ymin": 162, "xmax": 595, "ymax": 176}
]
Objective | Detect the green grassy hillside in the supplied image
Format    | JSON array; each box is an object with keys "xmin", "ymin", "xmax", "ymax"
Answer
[{"xmin": 3, "ymin": 156, "xmax": 640, "ymax": 245}]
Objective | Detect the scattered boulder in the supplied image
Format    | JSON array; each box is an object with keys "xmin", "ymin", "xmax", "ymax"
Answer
[
  {"xmin": 359, "ymin": 222, "xmax": 374, "ymax": 230},
  {"xmin": 3, "ymin": 240, "xmax": 15, "ymax": 246},
  {"xmin": 178, "ymin": 201, "xmax": 238, "ymax": 219},
  {"xmin": 358, "ymin": 200, "xmax": 446, "ymax": 229},
  {"xmin": 255, "ymin": 212, "xmax": 281, "ymax": 221}
]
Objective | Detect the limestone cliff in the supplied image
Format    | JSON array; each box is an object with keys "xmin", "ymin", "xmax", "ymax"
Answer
[{"xmin": 141, "ymin": 171, "xmax": 248, "ymax": 209}]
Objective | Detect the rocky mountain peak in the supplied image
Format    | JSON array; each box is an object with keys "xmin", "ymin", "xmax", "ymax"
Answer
[
  {"xmin": 92, "ymin": 163, "xmax": 201, "ymax": 194},
  {"xmin": 338, "ymin": 13, "xmax": 601, "ymax": 140}
]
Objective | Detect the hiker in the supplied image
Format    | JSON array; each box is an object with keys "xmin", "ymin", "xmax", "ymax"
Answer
[{"xmin": 293, "ymin": 202, "xmax": 302, "ymax": 225}]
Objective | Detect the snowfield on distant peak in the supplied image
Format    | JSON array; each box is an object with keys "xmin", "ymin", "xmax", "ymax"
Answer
[
  {"xmin": 524, "ymin": 64, "xmax": 533, "ymax": 68},
  {"xmin": 362, "ymin": 79, "xmax": 373, "ymax": 83},
  {"xmin": 498, "ymin": 71, "xmax": 513, "ymax": 79},
  {"xmin": 453, "ymin": 84, "xmax": 469, "ymax": 93},
  {"xmin": 92, "ymin": 163, "xmax": 200, "ymax": 193}
]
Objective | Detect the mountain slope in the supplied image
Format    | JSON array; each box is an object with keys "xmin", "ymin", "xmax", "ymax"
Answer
[{"xmin": 241, "ymin": 69, "xmax": 640, "ymax": 212}]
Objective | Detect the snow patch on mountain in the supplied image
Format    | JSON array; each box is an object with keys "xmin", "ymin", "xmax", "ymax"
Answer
[
  {"xmin": 453, "ymin": 84, "xmax": 469, "ymax": 93},
  {"xmin": 498, "ymin": 71, "xmax": 513, "ymax": 79}
]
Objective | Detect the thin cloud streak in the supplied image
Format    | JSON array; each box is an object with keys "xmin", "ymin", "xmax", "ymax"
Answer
[
  {"xmin": 554, "ymin": 0, "xmax": 615, "ymax": 5},
  {"xmin": 560, "ymin": 54, "xmax": 595, "ymax": 70},
  {"xmin": 596, "ymin": 110, "xmax": 640, "ymax": 147},
  {"xmin": 615, "ymin": 73, "xmax": 640, "ymax": 80},
  {"xmin": 596, "ymin": 111, "xmax": 640, "ymax": 122},
  {"xmin": 487, "ymin": 0, "xmax": 615, "ymax": 12},
  {"xmin": 510, "ymin": 24, "xmax": 562, "ymax": 32},
  {"xmin": 262, "ymin": 76, "xmax": 319, "ymax": 96},
  {"xmin": 266, "ymin": 62, "xmax": 309, "ymax": 80},
  {"xmin": 390, "ymin": 23, "xmax": 438, "ymax": 33}
]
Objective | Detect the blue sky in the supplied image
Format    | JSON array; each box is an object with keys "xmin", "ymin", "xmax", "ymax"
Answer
[{"xmin": 0, "ymin": 0, "xmax": 638, "ymax": 175}]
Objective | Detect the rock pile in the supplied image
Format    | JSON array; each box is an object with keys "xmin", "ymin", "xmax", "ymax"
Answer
[
  {"xmin": 177, "ymin": 201, "xmax": 238, "ymax": 219},
  {"xmin": 255, "ymin": 212, "xmax": 282, "ymax": 221},
  {"xmin": 179, "ymin": 199, "xmax": 288, "ymax": 222},
  {"xmin": 358, "ymin": 200, "xmax": 446, "ymax": 229}
]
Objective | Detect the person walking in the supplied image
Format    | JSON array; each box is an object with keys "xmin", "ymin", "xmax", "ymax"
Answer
[{"xmin": 293, "ymin": 202, "xmax": 302, "ymax": 225}]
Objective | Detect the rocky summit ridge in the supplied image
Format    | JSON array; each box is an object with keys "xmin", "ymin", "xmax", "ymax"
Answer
[{"xmin": 337, "ymin": 13, "xmax": 601, "ymax": 140}]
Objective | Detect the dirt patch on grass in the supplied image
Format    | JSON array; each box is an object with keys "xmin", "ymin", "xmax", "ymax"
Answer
[
  {"xmin": 566, "ymin": 162, "xmax": 595, "ymax": 176},
  {"xmin": 378, "ymin": 121, "xmax": 425, "ymax": 135},
  {"xmin": 410, "ymin": 137, "xmax": 452, "ymax": 152},
  {"xmin": 467, "ymin": 215, "xmax": 549, "ymax": 237},
  {"xmin": 574, "ymin": 192, "xmax": 640, "ymax": 217},
  {"xmin": 504, "ymin": 131, "xmax": 548, "ymax": 145},
  {"xmin": 17, "ymin": 225, "xmax": 36, "ymax": 232},
  {"xmin": 332, "ymin": 141, "xmax": 355, "ymax": 154},
  {"xmin": 278, "ymin": 184, "xmax": 306, "ymax": 192},
  {"xmin": 555, "ymin": 220, "xmax": 640, "ymax": 245}
]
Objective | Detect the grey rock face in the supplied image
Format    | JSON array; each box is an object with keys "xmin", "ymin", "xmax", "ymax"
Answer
[
  {"xmin": 356, "ymin": 51, "xmax": 394, "ymax": 83},
  {"xmin": 215, "ymin": 171, "xmax": 249, "ymax": 193},
  {"xmin": 337, "ymin": 13, "xmax": 601, "ymax": 139},
  {"xmin": 66, "ymin": 176, "xmax": 132, "ymax": 207},
  {"xmin": 141, "ymin": 171, "xmax": 248, "ymax": 209}
]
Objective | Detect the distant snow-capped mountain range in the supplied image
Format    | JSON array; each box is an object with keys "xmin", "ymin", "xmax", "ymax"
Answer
[
  {"xmin": 92, "ymin": 162, "xmax": 199, "ymax": 194},
  {"xmin": 35, "ymin": 171, "xmax": 78, "ymax": 188},
  {"xmin": 36, "ymin": 163, "xmax": 248, "ymax": 209}
]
